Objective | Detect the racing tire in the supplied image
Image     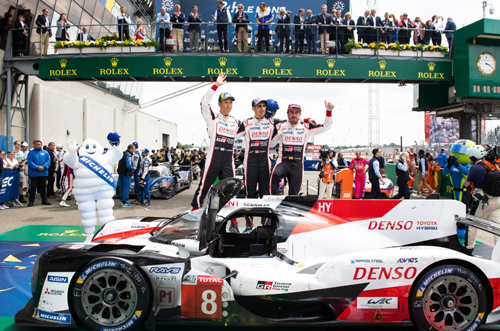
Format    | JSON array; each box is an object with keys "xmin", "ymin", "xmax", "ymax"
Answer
[
  {"xmin": 69, "ymin": 258, "xmax": 152, "ymax": 331},
  {"xmin": 409, "ymin": 264, "xmax": 488, "ymax": 331}
]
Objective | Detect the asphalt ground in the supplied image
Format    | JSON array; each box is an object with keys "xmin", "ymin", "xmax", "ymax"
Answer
[{"xmin": 0, "ymin": 171, "xmax": 497, "ymax": 247}]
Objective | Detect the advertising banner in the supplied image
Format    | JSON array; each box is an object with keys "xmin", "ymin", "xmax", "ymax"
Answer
[
  {"xmin": 305, "ymin": 144, "xmax": 322, "ymax": 157},
  {"xmin": 0, "ymin": 169, "xmax": 21, "ymax": 203},
  {"xmin": 424, "ymin": 113, "xmax": 459, "ymax": 144}
]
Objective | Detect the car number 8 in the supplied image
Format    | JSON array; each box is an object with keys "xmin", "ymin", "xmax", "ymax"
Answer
[{"xmin": 201, "ymin": 290, "xmax": 217, "ymax": 315}]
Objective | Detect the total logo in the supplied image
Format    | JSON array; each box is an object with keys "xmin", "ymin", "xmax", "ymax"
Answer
[
  {"xmin": 149, "ymin": 266, "xmax": 181, "ymax": 274},
  {"xmin": 397, "ymin": 258, "xmax": 418, "ymax": 263}
]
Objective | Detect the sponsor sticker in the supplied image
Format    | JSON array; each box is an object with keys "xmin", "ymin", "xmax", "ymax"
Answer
[
  {"xmin": 149, "ymin": 266, "xmax": 182, "ymax": 274},
  {"xmin": 465, "ymin": 313, "xmax": 484, "ymax": 331},
  {"xmin": 100, "ymin": 311, "xmax": 141, "ymax": 331},
  {"xmin": 397, "ymin": 258, "xmax": 418, "ymax": 263},
  {"xmin": 353, "ymin": 267, "xmax": 417, "ymax": 280},
  {"xmin": 44, "ymin": 288, "xmax": 64, "ymax": 296},
  {"xmin": 357, "ymin": 297, "xmax": 398, "ymax": 309},
  {"xmin": 33, "ymin": 309, "xmax": 71, "ymax": 324},
  {"xmin": 47, "ymin": 276, "xmax": 68, "ymax": 283},
  {"xmin": 154, "ymin": 276, "xmax": 176, "ymax": 282},
  {"xmin": 416, "ymin": 268, "xmax": 455, "ymax": 297},
  {"xmin": 187, "ymin": 213, "xmax": 199, "ymax": 220},
  {"xmin": 256, "ymin": 281, "xmax": 291, "ymax": 292},
  {"xmin": 350, "ymin": 259, "xmax": 383, "ymax": 264},
  {"xmin": 78, "ymin": 260, "xmax": 119, "ymax": 283},
  {"xmin": 183, "ymin": 275, "xmax": 197, "ymax": 283}
]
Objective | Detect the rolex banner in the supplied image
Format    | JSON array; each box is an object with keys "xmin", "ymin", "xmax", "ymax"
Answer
[{"xmin": 0, "ymin": 169, "xmax": 20, "ymax": 203}]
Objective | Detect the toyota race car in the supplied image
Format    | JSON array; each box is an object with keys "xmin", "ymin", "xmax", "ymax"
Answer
[{"xmin": 15, "ymin": 178, "xmax": 500, "ymax": 331}]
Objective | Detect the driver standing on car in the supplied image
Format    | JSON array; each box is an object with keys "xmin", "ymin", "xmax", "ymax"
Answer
[
  {"xmin": 270, "ymin": 101, "xmax": 333, "ymax": 195},
  {"xmin": 191, "ymin": 73, "xmax": 240, "ymax": 211},
  {"xmin": 137, "ymin": 148, "xmax": 151, "ymax": 206}
]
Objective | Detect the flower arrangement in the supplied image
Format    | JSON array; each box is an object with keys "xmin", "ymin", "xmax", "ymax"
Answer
[
  {"xmin": 424, "ymin": 44, "xmax": 448, "ymax": 53},
  {"xmin": 388, "ymin": 41, "xmax": 403, "ymax": 51},
  {"xmin": 54, "ymin": 35, "xmax": 159, "ymax": 50},
  {"xmin": 344, "ymin": 39, "xmax": 362, "ymax": 52}
]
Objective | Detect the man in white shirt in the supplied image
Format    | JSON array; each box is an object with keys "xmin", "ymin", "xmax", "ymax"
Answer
[
  {"xmin": 156, "ymin": 7, "xmax": 171, "ymax": 52},
  {"xmin": 114, "ymin": 6, "xmax": 131, "ymax": 41}
]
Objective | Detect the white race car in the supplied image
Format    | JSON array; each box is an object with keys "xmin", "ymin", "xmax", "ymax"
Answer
[{"xmin": 16, "ymin": 179, "xmax": 500, "ymax": 331}]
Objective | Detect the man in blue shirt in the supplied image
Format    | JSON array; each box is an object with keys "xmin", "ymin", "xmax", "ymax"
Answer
[
  {"xmin": 255, "ymin": 2, "xmax": 273, "ymax": 53},
  {"xmin": 27, "ymin": 140, "xmax": 51, "ymax": 206},
  {"xmin": 368, "ymin": 148, "xmax": 385, "ymax": 199},
  {"xmin": 436, "ymin": 148, "xmax": 448, "ymax": 168},
  {"xmin": 156, "ymin": 7, "xmax": 171, "ymax": 52}
]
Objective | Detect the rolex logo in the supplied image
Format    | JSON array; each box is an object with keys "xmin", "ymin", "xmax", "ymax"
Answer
[
  {"xmin": 110, "ymin": 57, "xmax": 119, "ymax": 67},
  {"xmin": 164, "ymin": 57, "xmax": 173, "ymax": 67},
  {"xmin": 59, "ymin": 59, "xmax": 67, "ymax": 69},
  {"xmin": 428, "ymin": 62, "xmax": 436, "ymax": 72},
  {"xmin": 218, "ymin": 57, "xmax": 227, "ymax": 67},
  {"xmin": 378, "ymin": 60, "xmax": 387, "ymax": 70},
  {"xmin": 273, "ymin": 58, "xmax": 282, "ymax": 68},
  {"xmin": 327, "ymin": 59, "xmax": 335, "ymax": 68}
]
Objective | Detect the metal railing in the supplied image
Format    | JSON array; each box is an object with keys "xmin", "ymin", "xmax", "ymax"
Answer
[{"xmin": 4, "ymin": 21, "xmax": 455, "ymax": 59}]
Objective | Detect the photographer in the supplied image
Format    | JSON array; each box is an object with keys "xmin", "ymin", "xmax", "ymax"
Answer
[
  {"xmin": 391, "ymin": 152, "xmax": 412, "ymax": 199},
  {"xmin": 317, "ymin": 149, "xmax": 336, "ymax": 199},
  {"xmin": 463, "ymin": 145, "xmax": 500, "ymax": 254}
]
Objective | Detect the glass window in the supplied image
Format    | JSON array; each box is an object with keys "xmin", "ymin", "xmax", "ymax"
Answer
[
  {"xmin": 73, "ymin": 0, "xmax": 84, "ymax": 7},
  {"xmin": 54, "ymin": 0, "xmax": 72, "ymax": 19},
  {"xmin": 93, "ymin": 2, "xmax": 104, "ymax": 23},
  {"xmin": 68, "ymin": 3, "xmax": 82, "ymax": 26},
  {"xmin": 83, "ymin": 0, "xmax": 95, "ymax": 15},
  {"xmin": 80, "ymin": 10, "xmax": 91, "ymax": 28},
  {"xmin": 89, "ymin": 18, "xmax": 100, "ymax": 38},
  {"xmin": 101, "ymin": 9, "xmax": 113, "ymax": 32},
  {"xmin": 41, "ymin": 0, "xmax": 56, "ymax": 10}
]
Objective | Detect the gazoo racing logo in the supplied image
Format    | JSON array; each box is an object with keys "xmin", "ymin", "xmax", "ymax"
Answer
[
  {"xmin": 353, "ymin": 267, "xmax": 417, "ymax": 280},
  {"xmin": 149, "ymin": 266, "xmax": 181, "ymax": 274},
  {"xmin": 368, "ymin": 220, "xmax": 439, "ymax": 231}
]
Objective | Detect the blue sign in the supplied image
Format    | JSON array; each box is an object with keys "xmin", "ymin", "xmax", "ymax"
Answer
[
  {"xmin": 155, "ymin": 0, "xmax": 350, "ymax": 51},
  {"xmin": 0, "ymin": 168, "xmax": 20, "ymax": 203}
]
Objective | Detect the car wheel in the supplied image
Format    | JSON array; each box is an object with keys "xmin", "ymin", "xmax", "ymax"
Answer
[
  {"xmin": 70, "ymin": 258, "xmax": 151, "ymax": 331},
  {"xmin": 409, "ymin": 265, "xmax": 488, "ymax": 331},
  {"xmin": 165, "ymin": 180, "xmax": 176, "ymax": 199}
]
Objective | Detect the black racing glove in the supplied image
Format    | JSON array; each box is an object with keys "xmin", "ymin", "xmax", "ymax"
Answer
[{"xmin": 449, "ymin": 156, "xmax": 459, "ymax": 168}]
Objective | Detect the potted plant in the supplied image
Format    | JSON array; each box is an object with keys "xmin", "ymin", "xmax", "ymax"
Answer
[
  {"xmin": 347, "ymin": 39, "xmax": 374, "ymax": 55},
  {"xmin": 422, "ymin": 44, "xmax": 447, "ymax": 58},
  {"xmin": 399, "ymin": 43, "xmax": 418, "ymax": 57}
]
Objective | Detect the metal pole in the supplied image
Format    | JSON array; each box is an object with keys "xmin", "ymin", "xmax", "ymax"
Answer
[
  {"xmin": 6, "ymin": 67, "xmax": 12, "ymax": 150},
  {"xmin": 24, "ymin": 75, "xmax": 30, "ymax": 143},
  {"xmin": 400, "ymin": 136, "xmax": 403, "ymax": 152}
]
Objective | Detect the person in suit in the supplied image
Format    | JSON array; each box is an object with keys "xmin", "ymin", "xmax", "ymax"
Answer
[
  {"xmin": 356, "ymin": 10, "xmax": 369, "ymax": 43},
  {"xmin": 170, "ymin": 4, "xmax": 186, "ymax": 52},
  {"xmin": 366, "ymin": 9, "xmax": 382, "ymax": 43},
  {"xmin": 305, "ymin": 9, "xmax": 317, "ymax": 54},
  {"xmin": 114, "ymin": 6, "xmax": 131, "ymax": 41},
  {"xmin": 55, "ymin": 13, "xmax": 69, "ymax": 42},
  {"xmin": 398, "ymin": 13, "xmax": 414, "ymax": 45},
  {"xmin": 343, "ymin": 12, "xmax": 355, "ymax": 53},
  {"xmin": 333, "ymin": 10, "xmax": 344, "ymax": 53},
  {"xmin": 13, "ymin": 14, "xmax": 28, "ymax": 56},
  {"xmin": 76, "ymin": 27, "xmax": 95, "ymax": 42},
  {"xmin": 317, "ymin": 5, "xmax": 331, "ymax": 54},
  {"xmin": 213, "ymin": 0, "xmax": 231, "ymax": 52},
  {"xmin": 276, "ymin": 8, "xmax": 291, "ymax": 53},
  {"xmin": 293, "ymin": 8, "xmax": 306, "ymax": 53},
  {"xmin": 443, "ymin": 17, "xmax": 456, "ymax": 57},
  {"xmin": 187, "ymin": 5, "xmax": 202, "ymax": 52},
  {"xmin": 380, "ymin": 12, "xmax": 394, "ymax": 44},
  {"xmin": 233, "ymin": 4, "xmax": 249, "ymax": 53},
  {"xmin": 35, "ymin": 8, "xmax": 52, "ymax": 55}
]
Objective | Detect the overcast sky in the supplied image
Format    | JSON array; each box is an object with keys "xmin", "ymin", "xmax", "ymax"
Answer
[{"xmin": 140, "ymin": 0, "xmax": 499, "ymax": 148}]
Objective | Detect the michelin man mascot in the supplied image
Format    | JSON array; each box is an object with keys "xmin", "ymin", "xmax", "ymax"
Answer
[{"xmin": 64, "ymin": 132, "xmax": 123, "ymax": 241}]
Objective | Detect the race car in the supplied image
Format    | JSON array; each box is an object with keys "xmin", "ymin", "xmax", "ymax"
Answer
[
  {"xmin": 360, "ymin": 175, "xmax": 395, "ymax": 198},
  {"xmin": 16, "ymin": 178, "xmax": 500, "ymax": 331},
  {"xmin": 115, "ymin": 164, "xmax": 192, "ymax": 199}
]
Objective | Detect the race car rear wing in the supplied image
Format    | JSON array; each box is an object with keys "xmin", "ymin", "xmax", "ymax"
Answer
[{"xmin": 456, "ymin": 215, "xmax": 500, "ymax": 261}]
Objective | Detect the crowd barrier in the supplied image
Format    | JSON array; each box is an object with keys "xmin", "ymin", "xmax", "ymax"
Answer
[{"xmin": 0, "ymin": 169, "xmax": 21, "ymax": 204}]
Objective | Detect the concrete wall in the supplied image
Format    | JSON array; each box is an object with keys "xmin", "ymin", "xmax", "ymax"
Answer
[{"xmin": 0, "ymin": 61, "xmax": 176, "ymax": 151}]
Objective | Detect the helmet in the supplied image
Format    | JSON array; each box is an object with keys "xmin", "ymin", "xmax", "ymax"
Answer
[
  {"xmin": 467, "ymin": 145, "xmax": 487, "ymax": 159},
  {"xmin": 265, "ymin": 99, "xmax": 279, "ymax": 118}
]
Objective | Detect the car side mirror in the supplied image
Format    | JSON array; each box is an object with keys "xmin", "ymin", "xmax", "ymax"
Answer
[{"xmin": 171, "ymin": 239, "xmax": 201, "ymax": 258}]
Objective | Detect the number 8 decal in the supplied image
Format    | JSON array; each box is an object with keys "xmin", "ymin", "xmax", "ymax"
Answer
[{"xmin": 201, "ymin": 290, "xmax": 217, "ymax": 315}]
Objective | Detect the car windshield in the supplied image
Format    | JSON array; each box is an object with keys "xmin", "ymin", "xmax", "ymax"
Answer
[
  {"xmin": 149, "ymin": 170, "xmax": 161, "ymax": 178},
  {"xmin": 151, "ymin": 213, "xmax": 200, "ymax": 244}
]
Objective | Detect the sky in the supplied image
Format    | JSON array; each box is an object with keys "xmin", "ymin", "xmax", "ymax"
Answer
[{"xmin": 140, "ymin": 0, "xmax": 499, "ymax": 148}]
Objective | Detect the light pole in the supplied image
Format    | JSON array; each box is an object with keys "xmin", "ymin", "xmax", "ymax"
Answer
[{"xmin": 483, "ymin": 1, "xmax": 495, "ymax": 18}]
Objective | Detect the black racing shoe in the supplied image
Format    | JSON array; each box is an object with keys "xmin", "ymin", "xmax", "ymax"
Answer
[
  {"xmin": 243, "ymin": 226, "xmax": 253, "ymax": 234},
  {"xmin": 229, "ymin": 223, "xmax": 240, "ymax": 234}
]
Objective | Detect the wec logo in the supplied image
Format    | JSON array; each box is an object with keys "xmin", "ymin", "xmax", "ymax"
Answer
[
  {"xmin": 2, "ymin": 176, "xmax": 14, "ymax": 187},
  {"xmin": 367, "ymin": 298, "xmax": 393, "ymax": 305},
  {"xmin": 149, "ymin": 266, "xmax": 181, "ymax": 274}
]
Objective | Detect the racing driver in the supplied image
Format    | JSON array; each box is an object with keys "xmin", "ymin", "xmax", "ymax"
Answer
[
  {"xmin": 191, "ymin": 73, "xmax": 240, "ymax": 210},
  {"xmin": 270, "ymin": 101, "xmax": 334, "ymax": 195}
]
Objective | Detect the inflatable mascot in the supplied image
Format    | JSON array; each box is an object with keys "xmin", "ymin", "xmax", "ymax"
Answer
[
  {"xmin": 441, "ymin": 139, "xmax": 474, "ymax": 205},
  {"xmin": 64, "ymin": 132, "xmax": 122, "ymax": 241}
]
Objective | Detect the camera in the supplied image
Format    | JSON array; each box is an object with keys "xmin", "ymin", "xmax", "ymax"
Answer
[
  {"xmin": 485, "ymin": 145, "xmax": 500, "ymax": 163},
  {"xmin": 320, "ymin": 149, "xmax": 335, "ymax": 159},
  {"xmin": 490, "ymin": 7, "xmax": 495, "ymax": 14}
]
